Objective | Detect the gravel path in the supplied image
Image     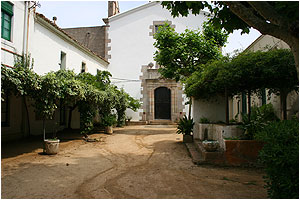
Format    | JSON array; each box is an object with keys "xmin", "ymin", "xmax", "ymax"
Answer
[{"xmin": 1, "ymin": 125, "xmax": 267, "ymax": 198}]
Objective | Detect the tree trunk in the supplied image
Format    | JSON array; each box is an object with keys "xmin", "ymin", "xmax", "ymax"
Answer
[
  {"xmin": 68, "ymin": 104, "xmax": 77, "ymax": 129},
  {"xmin": 248, "ymin": 90, "xmax": 251, "ymax": 120},
  {"xmin": 225, "ymin": 88, "xmax": 229, "ymax": 124},
  {"xmin": 280, "ymin": 89, "xmax": 288, "ymax": 120},
  {"xmin": 23, "ymin": 96, "xmax": 31, "ymax": 136},
  {"xmin": 188, "ymin": 97, "xmax": 192, "ymax": 120},
  {"xmin": 43, "ymin": 119, "xmax": 45, "ymax": 141}
]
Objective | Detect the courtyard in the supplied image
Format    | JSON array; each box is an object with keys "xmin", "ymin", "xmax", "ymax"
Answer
[{"xmin": 2, "ymin": 125, "xmax": 267, "ymax": 199}]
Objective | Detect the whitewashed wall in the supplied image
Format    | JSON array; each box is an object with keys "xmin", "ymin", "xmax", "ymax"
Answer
[
  {"xmin": 108, "ymin": 2, "xmax": 208, "ymax": 121},
  {"xmin": 1, "ymin": 1, "xmax": 27, "ymax": 67},
  {"xmin": 29, "ymin": 18, "xmax": 108, "ymax": 75}
]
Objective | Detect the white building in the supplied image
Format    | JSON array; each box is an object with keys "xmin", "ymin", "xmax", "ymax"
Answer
[
  {"xmin": 1, "ymin": 1, "xmax": 108, "ymax": 141},
  {"xmin": 65, "ymin": 1, "xmax": 208, "ymax": 122}
]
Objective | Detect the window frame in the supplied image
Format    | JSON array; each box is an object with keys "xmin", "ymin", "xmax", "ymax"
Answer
[{"xmin": 1, "ymin": 1, "xmax": 13, "ymax": 41}]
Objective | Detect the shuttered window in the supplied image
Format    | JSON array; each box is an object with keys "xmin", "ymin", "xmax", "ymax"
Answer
[{"xmin": 1, "ymin": 1, "xmax": 13, "ymax": 41}]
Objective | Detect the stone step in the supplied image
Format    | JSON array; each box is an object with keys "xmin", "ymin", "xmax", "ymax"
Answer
[
  {"xmin": 185, "ymin": 142, "xmax": 205, "ymax": 165},
  {"xmin": 126, "ymin": 121, "xmax": 147, "ymax": 126},
  {"xmin": 149, "ymin": 120, "xmax": 177, "ymax": 125}
]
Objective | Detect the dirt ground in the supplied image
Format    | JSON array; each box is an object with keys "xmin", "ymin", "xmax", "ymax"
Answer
[{"xmin": 1, "ymin": 125, "xmax": 267, "ymax": 199}]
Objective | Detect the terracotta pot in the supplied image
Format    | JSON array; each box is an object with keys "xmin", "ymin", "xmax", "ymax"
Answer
[{"xmin": 44, "ymin": 139, "xmax": 60, "ymax": 155}]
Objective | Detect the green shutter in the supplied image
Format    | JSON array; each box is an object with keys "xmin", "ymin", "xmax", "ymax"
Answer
[
  {"xmin": 1, "ymin": 1, "xmax": 13, "ymax": 16},
  {"xmin": 1, "ymin": 11, "xmax": 11, "ymax": 40}
]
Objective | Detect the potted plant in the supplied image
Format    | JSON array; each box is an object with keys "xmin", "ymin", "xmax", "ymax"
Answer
[
  {"xmin": 177, "ymin": 115, "xmax": 195, "ymax": 143},
  {"xmin": 202, "ymin": 140, "xmax": 219, "ymax": 152},
  {"xmin": 102, "ymin": 114, "xmax": 117, "ymax": 134}
]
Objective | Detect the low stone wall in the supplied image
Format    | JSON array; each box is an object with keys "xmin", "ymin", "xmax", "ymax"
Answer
[
  {"xmin": 224, "ymin": 140, "xmax": 264, "ymax": 166},
  {"xmin": 194, "ymin": 123, "xmax": 243, "ymax": 151}
]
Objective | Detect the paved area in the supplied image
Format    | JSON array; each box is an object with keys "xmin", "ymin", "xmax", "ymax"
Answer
[{"xmin": 1, "ymin": 125, "xmax": 267, "ymax": 198}]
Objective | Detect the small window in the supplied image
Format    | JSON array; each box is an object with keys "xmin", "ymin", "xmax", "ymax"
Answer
[
  {"xmin": 1, "ymin": 1, "xmax": 13, "ymax": 41},
  {"xmin": 81, "ymin": 62, "xmax": 86, "ymax": 73},
  {"xmin": 154, "ymin": 25, "xmax": 164, "ymax": 34},
  {"xmin": 1, "ymin": 94, "xmax": 9, "ymax": 126},
  {"xmin": 60, "ymin": 51, "xmax": 66, "ymax": 70},
  {"xmin": 262, "ymin": 89, "xmax": 266, "ymax": 105}
]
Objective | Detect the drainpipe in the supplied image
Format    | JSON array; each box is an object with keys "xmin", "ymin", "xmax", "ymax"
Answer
[{"xmin": 22, "ymin": 1, "xmax": 28, "ymax": 57}]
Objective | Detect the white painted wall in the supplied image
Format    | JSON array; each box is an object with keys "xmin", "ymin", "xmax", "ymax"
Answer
[
  {"xmin": 30, "ymin": 18, "xmax": 108, "ymax": 75},
  {"xmin": 1, "ymin": 1, "xmax": 26, "ymax": 67},
  {"xmin": 108, "ymin": 2, "xmax": 208, "ymax": 120}
]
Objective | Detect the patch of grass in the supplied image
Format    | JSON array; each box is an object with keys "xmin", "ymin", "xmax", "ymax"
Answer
[
  {"xmin": 222, "ymin": 176, "xmax": 230, "ymax": 181},
  {"xmin": 244, "ymin": 181, "xmax": 257, "ymax": 186}
]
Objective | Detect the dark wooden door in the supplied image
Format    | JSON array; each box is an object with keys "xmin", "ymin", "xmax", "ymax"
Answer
[{"xmin": 154, "ymin": 87, "xmax": 171, "ymax": 119}]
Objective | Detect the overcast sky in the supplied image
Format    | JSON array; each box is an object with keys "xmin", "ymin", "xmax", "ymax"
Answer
[{"xmin": 36, "ymin": 1, "xmax": 261, "ymax": 55}]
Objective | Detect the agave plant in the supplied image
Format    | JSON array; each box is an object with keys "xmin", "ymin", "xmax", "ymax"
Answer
[{"xmin": 177, "ymin": 116, "xmax": 195, "ymax": 135}]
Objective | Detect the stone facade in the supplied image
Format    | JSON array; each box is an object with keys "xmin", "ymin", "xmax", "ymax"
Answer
[{"xmin": 140, "ymin": 64, "xmax": 185, "ymax": 122}]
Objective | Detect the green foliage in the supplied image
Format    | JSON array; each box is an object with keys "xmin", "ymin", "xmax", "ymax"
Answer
[
  {"xmin": 154, "ymin": 22, "xmax": 228, "ymax": 82},
  {"xmin": 1, "ymin": 56, "xmax": 139, "ymax": 136},
  {"xmin": 177, "ymin": 116, "xmax": 195, "ymax": 135},
  {"xmin": 255, "ymin": 120, "xmax": 299, "ymax": 198},
  {"xmin": 185, "ymin": 49, "xmax": 298, "ymax": 101},
  {"xmin": 161, "ymin": 1, "xmax": 299, "ymax": 35},
  {"xmin": 239, "ymin": 104, "xmax": 279, "ymax": 140},
  {"xmin": 199, "ymin": 117, "xmax": 210, "ymax": 124},
  {"xmin": 101, "ymin": 114, "xmax": 117, "ymax": 127}
]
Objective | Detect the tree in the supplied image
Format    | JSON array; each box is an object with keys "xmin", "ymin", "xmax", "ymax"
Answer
[
  {"xmin": 185, "ymin": 49, "xmax": 298, "ymax": 121},
  {"xmin": 154, "ymin": 21, "xmax": 228, "ymax": 82},
  {"xmin": 161, "ymin": 1, "xmax": 299, "ymax": 73}
]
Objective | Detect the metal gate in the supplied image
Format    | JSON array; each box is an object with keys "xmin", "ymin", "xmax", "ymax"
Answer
[{"xmin": 154, "ymin": 87, "xmax": 171, "ymax": 119}]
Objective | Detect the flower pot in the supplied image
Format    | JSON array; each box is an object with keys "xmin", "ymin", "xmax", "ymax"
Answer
[
  {"xmin": 202, "ymin": 140, "xmax": 219, "ymax": 152},
  {"xmin": 183, "ymin": 135, "xmax": 193, "ymax": 143},
  {"xmin": 44, "ymin": 139, "xmax": 60, "ymax": 155},
  {"xmin": 105, "ymin": 126, "xmax": 113, "ymax": 134}
]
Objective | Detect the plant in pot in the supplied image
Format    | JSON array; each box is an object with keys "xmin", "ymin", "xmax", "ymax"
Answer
[
  {"xmin": 102, "ymin": 114, "xmax": 117, "ymax": 134},
  {"xmin": 32, "ymin": 72, "xmax": 60, "ymax": 155},
  {"xmin": 177, "ymin": 115, "xmax": 195, "ymax": 143}
]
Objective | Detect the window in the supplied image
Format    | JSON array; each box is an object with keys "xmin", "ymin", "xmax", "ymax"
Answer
[
  {"xmin": 60, "ymin": 51, "xmax": 66, "ymax": 70},
  {"xmin": 1, "ymin": 95, "xmax": 9, "ymax": 126},
  {"xmin": 1, "ymin": 1, "xmax": 13, "ymax": 41},
  {"xmin": 262, "ymin": 89, "xmax": 266, "ymax": 105},
  {"xmin": 242, "ymin": 92, "xmax": 247, "ymax": 114},
  {"xmin": 81, "ymin": 62, "xmax": 86, "ymax": 73}
]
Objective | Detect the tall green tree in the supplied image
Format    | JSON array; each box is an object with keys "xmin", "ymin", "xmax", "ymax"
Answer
[
  {"xmin": 154, "ymin": 22, "xmax": 228, "ymax": 82},
  {"xmin": 161, "ymin": 1, "xmax": 299, "ymax": 73}
]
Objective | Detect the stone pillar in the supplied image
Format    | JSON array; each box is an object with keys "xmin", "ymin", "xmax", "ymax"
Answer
[{"xmin": 108, "ymin": 1, "xmax": 120, "ymax": 17}]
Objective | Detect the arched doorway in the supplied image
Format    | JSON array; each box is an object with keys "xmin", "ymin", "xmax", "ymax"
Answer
[{"xmin": 154, "ymin": 87, "xmax": 171, "ymax": 119}]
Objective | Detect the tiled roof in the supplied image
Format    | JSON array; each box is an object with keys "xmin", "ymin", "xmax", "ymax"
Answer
[{"xmin": 35, "ymin": 12, "xmax": 109, "ymax": 64}]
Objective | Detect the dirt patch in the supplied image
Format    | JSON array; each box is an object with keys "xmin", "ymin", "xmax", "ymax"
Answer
[{"xmin": 1, "ymin": 126, "xmax": 267, "ymax": 198}]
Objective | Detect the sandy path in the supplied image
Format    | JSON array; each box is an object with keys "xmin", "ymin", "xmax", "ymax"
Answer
[{"xmin": 1, "ymin": 125, "xmax": 267, "ymax": 198}]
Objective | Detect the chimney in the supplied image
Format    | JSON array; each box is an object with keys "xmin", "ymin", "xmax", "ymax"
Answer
[
  {"xmin": 108, "ymin": 1, "xmax": 120, "ymax": 17},
  {"xmin": 52, "ymin": 16, "xmax": 57, "ymax": 24}
]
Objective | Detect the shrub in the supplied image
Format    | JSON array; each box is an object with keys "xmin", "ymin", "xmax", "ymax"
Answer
[
  {"xmin": 255, "ymin": 119, "xmax": 299, "ymax": 199},
  {"xmin": 239, "ymin": 103, "xmax": 279, "ymax": 139},
  {"xmin": 199, "ymin": 117, "xmax": 210, "ymax": 124},
  {"xmin": 177, "ymin": 116, "xmax": 194, "ymax": 135}
]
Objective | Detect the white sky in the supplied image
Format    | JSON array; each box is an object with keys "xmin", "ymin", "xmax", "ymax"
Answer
[{"xmin": 36, "ymin": 0, "xmax": 261, "ymax": 55}]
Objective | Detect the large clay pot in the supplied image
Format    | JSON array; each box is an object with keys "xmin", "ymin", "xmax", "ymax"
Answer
[
  {"xmin": 183, "ymin": 134, "xmax": 193, "ymax": 143},
  {"xmin": 44, "ymin": 139, "xmax": 60, "ymax": 155},
  {"xmin": 105, "ymin": 126, "xmax": 113, "ymax": 134}
]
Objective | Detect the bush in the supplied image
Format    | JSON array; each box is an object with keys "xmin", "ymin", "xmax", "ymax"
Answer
[
  {"xmin": 255, "ymin": 119, "xmax": 299, "ymax": 199},
  {"xmin": 199, "ymin": 117, "xmax": 210, "ymax": 124},
  {"xmin": 239, "ymin": 103, "xmax": 279, "ymax": 139}
]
